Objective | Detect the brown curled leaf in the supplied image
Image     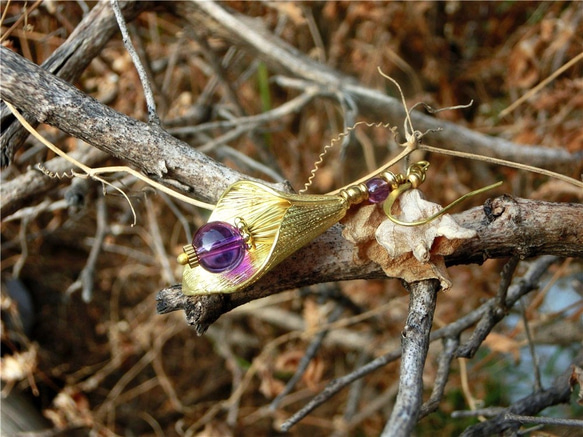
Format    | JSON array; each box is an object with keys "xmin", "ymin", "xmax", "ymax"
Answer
[
  {"xmin": 342, "ymin": 190, "xmax": 477, "ymax": 290},
  {"xmin": 570, "ymin": 365, "xmax": 583, "ymax": 405}
]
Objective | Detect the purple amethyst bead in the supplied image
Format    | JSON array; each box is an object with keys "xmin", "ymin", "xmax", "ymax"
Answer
[
  {"xmin": 366, "ymin": 178, "xmax": 390, "ymax": 203},
  {"xmin": 192, "ymin": 222, "xmax": 246, "ymax": 273}
]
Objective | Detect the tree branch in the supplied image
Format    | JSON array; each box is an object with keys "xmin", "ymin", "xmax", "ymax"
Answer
[
  {"xmin": 0, "ymin": 47, "xmax": 281, "ymax": 216},
  {"xmin": 0, "ymin": 1, "xmax": 153, "ymax": 166},
  {"xmin": 460, "ymin": 350, "xmax": 583, "ymax": 437},
  {"xmin": 157, "ymin": 197, "xmax": 583, "ymax": 333},
  {"xmin": 381, "ymin": 279, "xmax": 440, "ymax": 436}
]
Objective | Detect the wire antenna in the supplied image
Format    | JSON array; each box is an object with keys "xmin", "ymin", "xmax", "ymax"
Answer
[{"xmin": 300, "ymin": 121, "xmax": 395, "ymax": 194}]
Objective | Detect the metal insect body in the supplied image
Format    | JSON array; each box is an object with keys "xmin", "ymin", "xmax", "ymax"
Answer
[{"xmin": 178, "ymin": 161, "xmax": 435, "ymax": 296}]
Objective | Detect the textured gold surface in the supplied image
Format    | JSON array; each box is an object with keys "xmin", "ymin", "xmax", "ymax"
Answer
[
  {"xmin": 180, "ymin": 244, "xmax": 198, "ymax": 268},
  {"xmin": 182, "ymin": 181, "xmax": 348, "ymax": 295}
]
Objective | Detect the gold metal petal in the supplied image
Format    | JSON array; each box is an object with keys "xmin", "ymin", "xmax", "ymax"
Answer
[{"xmin": 182, "ymin": 181, "xmax": 348, "ymax": 295}]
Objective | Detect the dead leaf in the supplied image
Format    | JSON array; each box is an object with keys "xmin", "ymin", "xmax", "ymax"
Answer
[
  {"xmin": 266, "ymin": 2, "xmax": 306, "ymax": 25},
  {"xmin": 303, "ymin": 297, "xmax": 323, "ymax": 333},
  {"xmin": 0, "ymin": 345, "xmax": 38, "ymax": 382},
  {"xmin": 302, "ymin": 355, "xmax": 325, "ymax": 392},
  {"xmin": 482, "ymin": 332, "xmax": 521, "ymax": 363},
  {"xmin": 507, "ymin": 37, "xmax": 540, "ymax": 89},
  {"xmin": 258, "ymin": 363, "xmax": 285, "ymax": 399},
  {"xmin": 44, "ymin": 386, "xmax": 93, "ymax": 429},
  {"xmin": 342, "ymin": 190, "xmax": 477, "ymax": 290},
  {"xmin": 569, "ymin": 365, "xmax": 583, "ymax": 405},
  {"xmin": 274, "ymin": 349, "xmax": 324, "ymax": 392}
]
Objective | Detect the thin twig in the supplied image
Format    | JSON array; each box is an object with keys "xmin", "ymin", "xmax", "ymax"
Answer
[
  {"xmin": 170, "ymin": 89, "xmax": 318, "ymax": 137},
  {"xmin": 451, "ymin": 407, "xmax": 508, "ymax": 418},
  {"xmin": 459, "ymin": 357, "xmax": 484, "ymax": 420},
  {"xmin": 455, "ymin": 257, "xmax": 536, "ymax": 359},
  {"xmin": 151, "ymin": 321, "xmax": 185, "ymax": 413},
  {"xmin": 280, "ymin": 347, "xmax": 403, "ymax": 432},
  {"xmin": 216, "ymin": 145, "xmax": 284, "ymax": 182},
  {"xmin": 496, "ymin": 255, "xmax": 520, "ymax": 310},
  {"xmin": 503, "ymin": 413, "xmax": 583, "ymax": 428},
  {"xmin": 341, "ymin": 382, "xmax": 400, "ymax": 435},
  {"xmin": 110, "ymin": 0, "xmax": 160, "ymax": 125},
  {"xmin": 158, "ymin": 191, "xmax": 193, "ymax": 245},
  {"xmin": 269, "ymin": 303, "xmax": 345, "ymax": 411},
  {"xmin": 145, "ymin": 196, "xmax": 174, "ymax": 285},
  {"xmin": 418, "ymin": 336, "xmax": 460, "ymax": 418},
  {"xmin": 212, "ymin": 321, "xmax": 244, "ymax": 428},
  {"xmin": 3, "ymin": 199, "xmax": 61, "ymax": 223},
  {"xmin": 337, "ymin": 349, "xmax": 371, "ymax": 433},
  {"xmin": 0, "ymin": 0, "xmax": 43, "ymax": 43},
  {"xmin": 499, "ymin": 51, "xmax": 583, "ymax": 118},
  {"xmin": 519, "ymin": 299, "xmax": 542, "ymax": 392},
  {"xmin": 419, "ymin": 143, "xmax": 583, "ymax": 189},
  {"xmin": 187, "ymin": 28, "xmax": 244, "ymax": 117},
  {"xmin": 66, "ymin": 194, "xmax": 108, "ymax": 302},
  {"xmin": 12, "ymin": 216, "xmax": 30, "ymax": 279}
]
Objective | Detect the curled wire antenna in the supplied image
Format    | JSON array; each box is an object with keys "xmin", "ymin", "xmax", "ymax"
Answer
[
  {"xmin": 36, "ymin": 163, "xmax": 77, "ymax": 179},
  {"xmin": 300, "ymin": 121, "xmax": 395, "ymax": 194}
]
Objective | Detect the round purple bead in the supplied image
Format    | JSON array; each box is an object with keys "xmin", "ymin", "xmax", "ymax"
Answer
[
  {"xmin": 192, "ymin": 222, "xmax": 246, "ymax": 273},
  {"xmin": 366, "ymin": 178, "xmax": 390, "ymax": 203}
]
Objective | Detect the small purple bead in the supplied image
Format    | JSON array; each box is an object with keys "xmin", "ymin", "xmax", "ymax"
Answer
[
  {"xmin": 366, "ymin": 178, "xmax": 390, "ymax": 203},
  {"xmin": 192, "ymin": 222, "xmax": 246, "ymax": 273}
]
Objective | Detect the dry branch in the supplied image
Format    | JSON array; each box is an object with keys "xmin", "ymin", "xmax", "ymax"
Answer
[
  {"xmin": 0, "ymin": 47, "xmax": 280, "ymax": 216},
  {"xmin": 381, "ymin": 279, "xmax": 440, "ymax": 436},
  {"xmin": 0, "ymin": 1, "xmax": 152, "ymax": 166},
  {"xmin": 157, "ymin": 196, "xmax": 583, "ymax": 333}
]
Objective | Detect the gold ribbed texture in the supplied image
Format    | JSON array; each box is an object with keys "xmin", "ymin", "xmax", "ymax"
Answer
[{"xmin": 182, "ymin": 181, "xmax": 348, "ymax": 295}]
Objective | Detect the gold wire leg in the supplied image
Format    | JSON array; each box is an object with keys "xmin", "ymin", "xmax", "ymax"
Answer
[{"xmin": 383, "ymin": 181, "xmax": 504, "ymax": 226}]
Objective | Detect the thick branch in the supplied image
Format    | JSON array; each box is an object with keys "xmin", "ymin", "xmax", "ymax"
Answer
[
  {"xmin": 0, "ymin": 1, "xmax": 153, "ymax": 166},
  {"xmin": 0, "ymin": 47, "xmax": 280, "ymax": 216},
  {"xmin": 381, "ymin": 279, "xmax": 440, "ymax": 436},
  {"xmin": 157, "ymin": 196, "xmax": 583, "ymax": 333}
]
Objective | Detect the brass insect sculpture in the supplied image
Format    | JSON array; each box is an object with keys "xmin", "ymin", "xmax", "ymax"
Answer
[
  {"xmin": 6, "ymin": 71, "xmax": 581, "ymax": 298},
  {"xmin": 176, "ymin": 160, "xmax": 502, "ymax": 295}
]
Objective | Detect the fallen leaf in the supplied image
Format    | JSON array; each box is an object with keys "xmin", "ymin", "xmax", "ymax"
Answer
[
  {"xmin": 0, "ymin": 345, "xmax": 37, "ymax": 382},
  {"xmin": 275, "ymin": 349, "xmax": 324, "ymax": 392},
  {"xmin": 482, "ymin": 332, "xmax": 521, "ymax": 363},
  {"xmin": 44, "ymin": 386, "xmax": 93, "ymax": 429},
  {"xmin": 569, "ymin": 365, "xmax": 583, "ymax": 405},
  {"xmin": 342, "ymin": 190, "xmax": 477, "ymax": 290}
]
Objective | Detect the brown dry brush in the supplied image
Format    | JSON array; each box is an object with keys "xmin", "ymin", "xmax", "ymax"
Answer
[{"xmin": 1, "ymin": 2, "xmax": 582, "ymax": 436}]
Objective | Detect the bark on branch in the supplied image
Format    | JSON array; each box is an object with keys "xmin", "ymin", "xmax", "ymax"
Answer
[
  {"xmin": 0, "ymin": 1, "xmax": 153, "ymax": 166},
  {"xmin": 0, "ymin": 47, "xmax": 280, "ymax": 217},
  {"xmin": 157, "ymin": 196, "xmax": 583, "ymax": 334}
]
